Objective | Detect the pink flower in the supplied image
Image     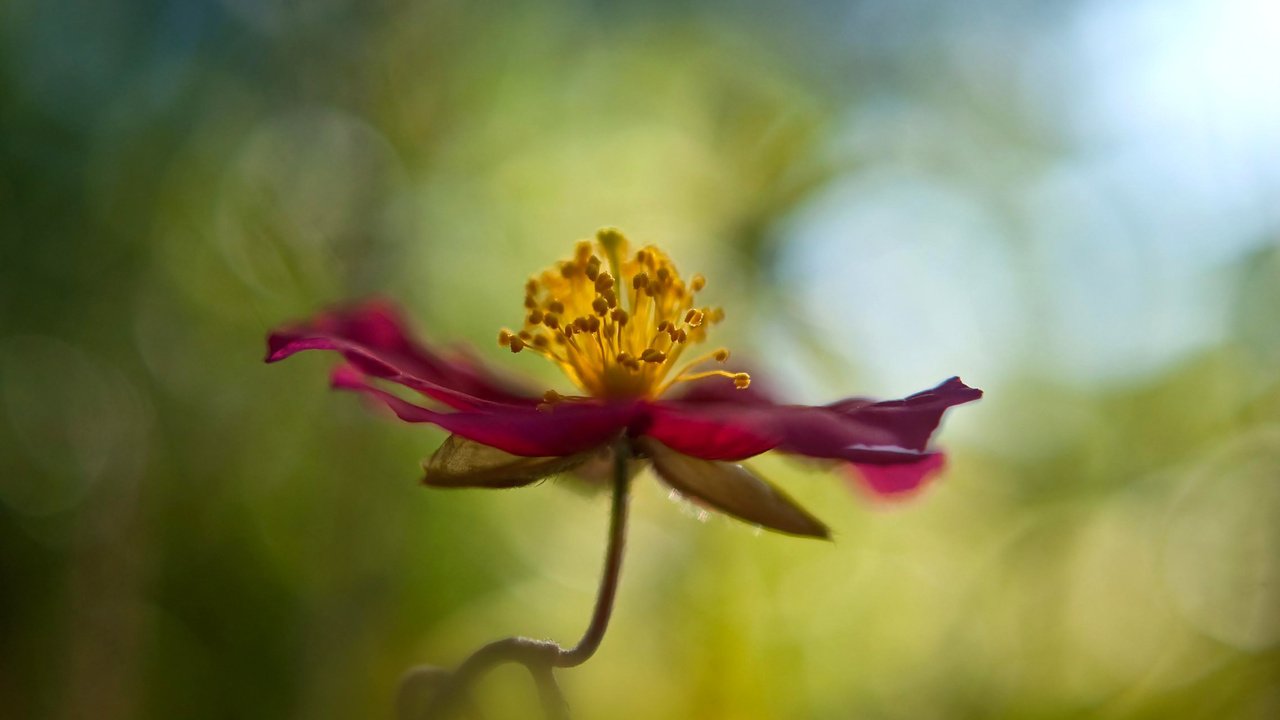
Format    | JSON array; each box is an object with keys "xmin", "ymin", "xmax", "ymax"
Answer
[{"xmin": 266, "ymin": 228, "xmax": 980, "ymax": 538}]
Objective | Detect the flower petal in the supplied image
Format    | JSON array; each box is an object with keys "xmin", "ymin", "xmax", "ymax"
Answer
[
  {"xmin": 638, "ymin": 437, "xmax": 830, "ymax": 539},
  {"xmin": 332, "ymin": 364, "xmax": 634, "ymax": 457},
  {"xmin": 641, "ymin": 401, "xmax": 779, "ymax": 460},
  {"xmin": 422, "ymin": 434, "xmax": 592, "ymax": 489},
  {"xmin": 646, "ymin": 377, "xmax": 981, "ymax": 466},
  {"xmin": 826, "ymin": 377, "xmax": 983, "ymax": 452},
  {"xmin": 267, "ymin": 300, "xmax": 536, "ymax": 409},
  {"xmin": 646, "ymin": 402, "xmax": 914, "ymax": 462},
  {"xmin": 851, "ymin": 453, "xmax": 948, "ymax": 497}
]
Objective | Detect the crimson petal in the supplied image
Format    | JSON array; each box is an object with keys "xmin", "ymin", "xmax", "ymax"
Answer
[
  {"xmin": 640, "ymin": 400, "xmax": 778, "ymax": 460},
  {"xmin": 267, "ymin": 300, "xmax": 536, "ymax": 409},
  {"xmin": 646, "ymin": 402, "xmax": 911, "ymax": 462},
  {"xmin": 852, "ymin": 453, "xmax": 948, "ymax": 497},
  {"xmin": 331, "ymin": 365, "xmax": 635, "ymax": 457},
  {"xmin": 825, "ymin": 377, "xmax": 982, "ymax": 452},
  {"xmin": 646, "ymin": 378, "xmax": 980, "ymax": 466}
]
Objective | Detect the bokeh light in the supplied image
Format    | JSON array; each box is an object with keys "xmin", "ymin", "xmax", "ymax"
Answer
[{"xmin": 3, "ymin": 0, "xmax": 1277, "ymax": 718}]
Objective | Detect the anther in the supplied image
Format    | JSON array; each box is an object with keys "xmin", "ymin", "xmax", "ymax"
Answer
[
  {"xmin": 690, "ymin": 274, "xmax": 706, "ymax": 292},
  {"xmin": 713, "ymin": 349, "xmax": 730, "ymax": 362},
  {"xmin": 656, "ymin": 321, "xmax": 670, "ymax": 332},
  {"xmin": 633, "ymin": 272, "xmax": 649, "ymax": 290},
  {"xmin": 616, "ymin": 351, "xmax": 635, "ymax": 365},
  {"xmin": 674, "ymin": 329, "xmax": 688, "ymax": 343},
  {"xmin": 549, "ymin": 300, "xmax": 565, "ymax": 315},
  {"xmin": 587, "ymin": 316, "xmax": 600, "ymax": 333},
  {"xmin": 596, "ymin": 227, "xmax": 625, "ymax": 251},
  {"xmin": 509, "ymin": 337, "xmax": 525, "ymax": 353},
  {"xmin": 605, "ymin": 290, "xmax": 618, "ymax": 308},
  {"xmin": 533, "ymin": 334, "xmax": 549, "ymax": 348},
  {"xmin": 527, "ymin": 310, "xmax": 544, "ymax": 325},
  {"xmin": 518, "ymin": 330, "xmax": 533, "ymax": 340},
  {"xmin": 525, "ymin": 279, "xmax": 538, "ymax": 295},
  {"xmin": 610, "ymin": 308, "xmax": 628, "ymax": 326},
  {"xmin": 543, "ymin": 314, "xmax": 560, "ymax": 329},
  {"xmin": 524, "ymin": 295, "xmax": 538, "ymax": 309},
  {"xmin": 733, "ymin": 373, "xmax": 751, "ymax": 389},
  {"xmin": 641, "ymin": 349, "xmax": 667, "ymax": 364},
  {"xmin": 543, "ymin": 389, "xmax": 564, "ymax": 404},
  {"xmin": 656, "ymin": 267, "xmax": 670, "ymax": 282},
  {"xmin": 592, "ymin": 297, "xmax": 609, "ymax": 316},
  {"xmin": 574, "ymin": 316, "xmax": 590, "ymax": 332},
  {"xmin": 595, "ymin": 272, "xmax": 614, "ymax": 293},
  {"xmin": 684, "ymin": 309, "xmax": 704, "ymax": 326},
  {"xmin": 498, "ymin": 330, "xmax": 513, "ymax": 347}
]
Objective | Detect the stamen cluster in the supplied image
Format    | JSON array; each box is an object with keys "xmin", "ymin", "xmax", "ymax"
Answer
[{"xmin": 498, "ymin": 228, "xmax": 748, "ymax": 399}]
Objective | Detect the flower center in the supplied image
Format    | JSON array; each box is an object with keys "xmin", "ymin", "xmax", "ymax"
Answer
[{"xmin": 498, "ymin": 228, "xmax": 749, "ymax": 399}]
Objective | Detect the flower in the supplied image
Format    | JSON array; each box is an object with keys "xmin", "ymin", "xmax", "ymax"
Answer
[{"xmin": 266, "ymin": 228, "xmax": 981, "ymax": 538}]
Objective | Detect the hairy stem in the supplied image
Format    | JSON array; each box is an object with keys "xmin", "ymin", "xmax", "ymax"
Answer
[{"xmin": 417, "ymin": 440, "xmax": 633, "ymax": 718}]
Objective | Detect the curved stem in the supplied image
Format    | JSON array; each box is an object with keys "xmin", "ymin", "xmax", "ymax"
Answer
[
  {"xmin": 556, "ymin": 442, "xmax": 630, "ymax": 667},
  {"xmin": 420, "ymin": 440, "xmax": 633, "ymax": 718},
  {"xmin": 530, "ymin": 664, "xmax": 568, "ymax": 720}
]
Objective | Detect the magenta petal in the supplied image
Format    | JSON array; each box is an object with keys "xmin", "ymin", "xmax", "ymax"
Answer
[
  {"xmin": 647, "ymin": 377, "xmax": 979, "ymax": 468},
  {"xmin": 647, "ymin": 402, "xmax": 911, "ymax": 463},
  {"xmin": 643, "ymin": 402, "xmax": 779, "ymax": 461},
  {"xmin": 267, "ymin": 300, "xmax": 536, "ymax": 409},
  {"xmin": 851, "ymin": 453, "xmax": 947, "ymax": 497},
  {"xmin": 826, "ymin": 377, "xmax": 982, "ymax": 452},
  {"xmin": 331, "ymin": 365, "xmax": 634, "ymax": 457}
]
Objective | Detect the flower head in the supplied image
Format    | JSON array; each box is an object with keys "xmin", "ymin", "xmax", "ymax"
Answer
[
  {"xmin": 501, "ymin": 228, "xmax": 743, "ymax": 399},
  {"xmin": 266, "ymin": 228, "xmax": 981, "ymax": 538}
]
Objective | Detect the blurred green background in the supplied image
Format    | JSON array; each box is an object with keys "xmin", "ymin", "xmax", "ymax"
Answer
[{"xmin": 2, "ymin": 0, "xmax": 1278, "ymax": 718}]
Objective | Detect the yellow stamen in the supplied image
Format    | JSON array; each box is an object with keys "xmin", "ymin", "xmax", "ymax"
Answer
[
  {"xmin": 504, "ymin": 228, "xmax": 749, "ymax": 398},
  {"xmin": 671, "ymin": 370, "xmax": 740, "ymax": 384}
]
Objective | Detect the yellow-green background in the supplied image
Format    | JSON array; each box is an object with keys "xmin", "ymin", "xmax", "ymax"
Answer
[{"xmin": 2, "ymin": 0, "xmax": 1277, "ymax": 718}]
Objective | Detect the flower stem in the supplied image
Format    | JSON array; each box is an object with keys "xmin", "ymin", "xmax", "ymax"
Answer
[
  {"xmin": 413, "ymin": 440, "xmax": 633, "ymax": 719},
  {"xmin": 557, "ymin": 440, "xmax": 630, "ymax": 667}
]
